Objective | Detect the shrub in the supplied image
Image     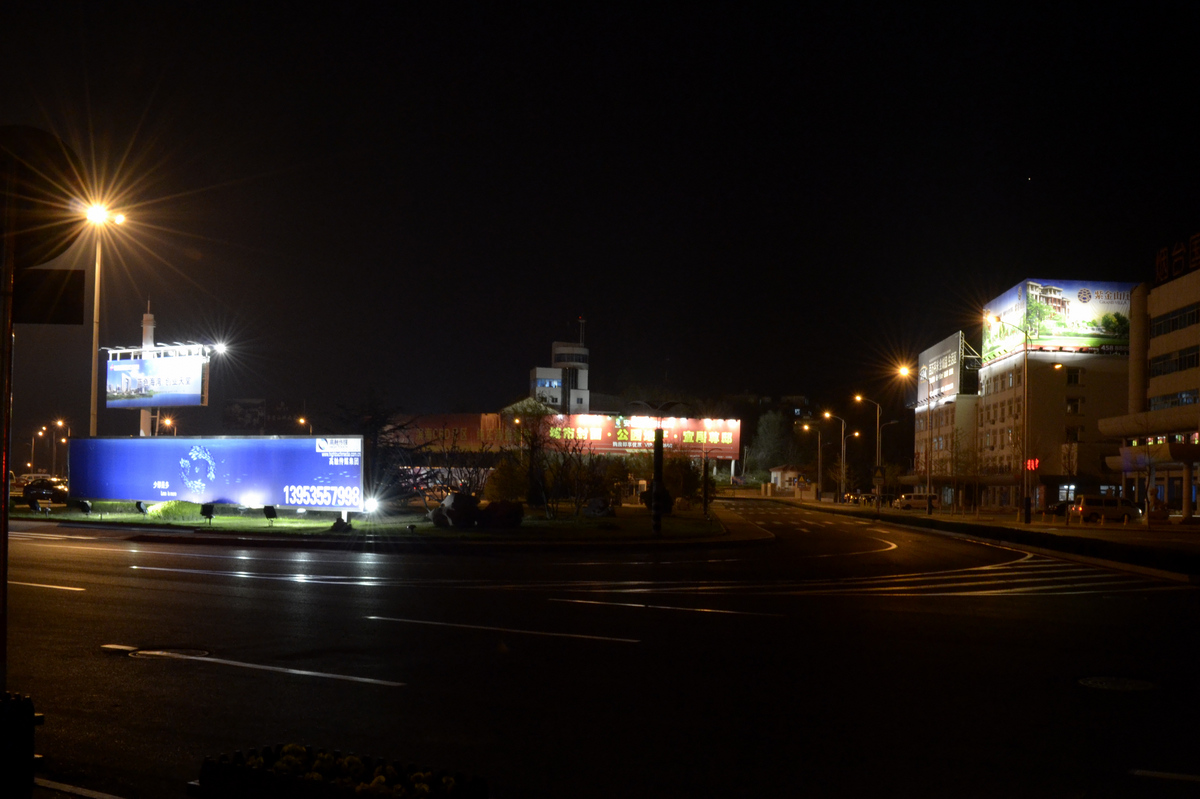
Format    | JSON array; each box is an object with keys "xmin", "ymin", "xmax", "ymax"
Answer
[{"xmin": 146, "ymin": 500, "xmax": 202, "ymax": 521}]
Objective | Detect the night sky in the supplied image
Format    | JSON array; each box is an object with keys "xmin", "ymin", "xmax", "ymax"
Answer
[{"xmin": 4, "ymin": 3, "xmax": 1200, "ymax": 452}]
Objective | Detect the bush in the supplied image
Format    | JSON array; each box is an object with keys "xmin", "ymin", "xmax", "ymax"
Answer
[{"xmin": 146, "ymin": 500, "xmax": 202, "ymax": 521}]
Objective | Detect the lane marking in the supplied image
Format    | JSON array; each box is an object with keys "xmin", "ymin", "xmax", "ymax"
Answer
[
  {"xmin": 556, "ymin": 558, "xmax": 743, "ymax": 566},
  {"xmin": 35, "ymin": 778, "xmax": 128, "ymax": 799},
  {"xmin": 8, "ymin": 580, "xmax": 85, "ymax": 591},
  {"xmin": 366, "ymin": 615, "xmax": 639, "ymax": 643},
  {"xmin": 132, "ymin": 649, "xmax": 403, "ymax": 686},
  {"xmin": 550, "ymin": 597, "xmax": 784, "ymax": 617},
  {"xmin": 1130, "ymin": 770, "xmax": 1200, "ymax": 782}
]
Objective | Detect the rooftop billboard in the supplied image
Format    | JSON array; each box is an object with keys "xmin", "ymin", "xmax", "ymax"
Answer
[
  {"xmin": 981, "ymin": 279, "xmax": 1136, "ymax": 364},
  {"xmin": 68, "ymin": 436, "xmax": 364, "ymax": 511},
  {"xmin": 917, "ymin": 331, "xmax": 965, "ymax": 404}
]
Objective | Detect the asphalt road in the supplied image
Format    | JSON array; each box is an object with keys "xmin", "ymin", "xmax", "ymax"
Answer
[{"xmin": 8, "ymin": 499, "xmax": 1200, "ymax": 798}]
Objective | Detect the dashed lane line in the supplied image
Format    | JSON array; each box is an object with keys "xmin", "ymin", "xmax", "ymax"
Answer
[
  {"xmin": 549, "ymin": 598, "xmax": 785, "ymax": 617},
  {"xmin": 130, "ymin": 649, "xmax": 404, "ymax": 686},
  {"xmin": 366, "ymin": 615, "xmax": 639, "ymax": 643}
]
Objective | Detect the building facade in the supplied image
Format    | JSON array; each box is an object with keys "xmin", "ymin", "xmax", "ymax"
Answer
[
  {"xmin": 1099, "ymin": 256, "xmax": 1200, "ymax": 518},
  {"xmin": 909, "ymin": 279, "xmax": 1134, "ymax": 510}
]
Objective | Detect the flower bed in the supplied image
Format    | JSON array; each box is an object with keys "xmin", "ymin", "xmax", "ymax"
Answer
[{"xmin": 190, "ymin": 744, "xmax": 487, "ymax": 798}]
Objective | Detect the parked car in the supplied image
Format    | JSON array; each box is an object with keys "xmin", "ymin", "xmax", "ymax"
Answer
[
  {"xmin": 1046, "ymin": 500, "xmax": 1073, "ymax": 516},
  {"xmin": 23, "ymin": 477, "xmax": 69, "ymax": 505},
  {"xmin": 892, "ymin": 492, "xmax": 940, "ymax": 510},
  {"xmin": 1069, "ymin": 494, "xmax": 1142, "ymax": 523}
]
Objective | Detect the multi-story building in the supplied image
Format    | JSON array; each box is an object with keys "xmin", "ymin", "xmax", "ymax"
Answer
[
  {"xmin": 529, "ymin": 326, "xmax": 591, "ymax": 413},
  {"xmin": 1099, "ymin": 236, "xmax": 1200, "ymax": 518},
  {"xmin": 909, "ymin": 279, "xmax": 1134, "ymax": 510}
]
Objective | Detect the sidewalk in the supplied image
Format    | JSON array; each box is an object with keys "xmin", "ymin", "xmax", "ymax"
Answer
[{"xmin": 767, "ymin": 496, "xmax": 1200, "ymax": 581}]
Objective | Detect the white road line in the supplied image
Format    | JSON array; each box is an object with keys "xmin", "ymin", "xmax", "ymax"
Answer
[
  {"xmin": 35, "ymin": 778, "xmax": 128, "ymax": 799},
  {"xmin": 1130, "ymin": 769, "xmax": 1200, "ymax": 783},
  {"xmin": 133, "ymin": 650, "xmax": 403, "ymax": 686},
  {"xmin": 8, "ymin": 580, "xmax": 85, "ymax": 591},
  {"xmin": 549, "ymin": 598, "xmax": 785, "ymax": 617},
  {"xmin": 366, "ymin": 615, "xmax": 639, "ymax": 643}
]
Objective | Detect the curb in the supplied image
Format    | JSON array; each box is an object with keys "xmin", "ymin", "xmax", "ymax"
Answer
[{"xmin": 755, "ymin": 497, "xmax": 1200, "ymax": 582}]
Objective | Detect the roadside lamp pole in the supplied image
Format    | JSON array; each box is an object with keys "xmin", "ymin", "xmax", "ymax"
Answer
[
  {"xmin": 842, "ymin": 431, "xmax": 860, "ymax": 500},
  {"xmin": 86, "ymin": 205, "xmax": 126, "ymax": 437},
  {"xmin": 855, "ymin": 394, "xmax": 882, "ymax": 508},
  {"xmin": 824, "ymin": 411, "xmax": 847, "ymax": 501},
  {"xmin": 986, "ymin": 312, "xmax": 1031, "ymax": 524},
  {"xmin": 298, "ymin": 417, "xmax": 313, "ymax": 434},
  {"xmin": 802, "ymin": 423, "xmax": 821, "ymax": 501}
]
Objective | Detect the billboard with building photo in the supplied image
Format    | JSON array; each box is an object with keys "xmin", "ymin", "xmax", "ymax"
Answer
[
  {"xmin": 106, "ymin": 354, "xmax": 209, "ymax": 408},
  {"xmin": 981, "ymin": 279, "xmax": 1137, "ymax": 364},
  {"xmin": 917, "ymin": 331, "xmax": 965, "ymax": 404}
]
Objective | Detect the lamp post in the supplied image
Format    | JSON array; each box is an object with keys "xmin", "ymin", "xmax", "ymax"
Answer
[
  {"xmin": 161, "ymin": 417, "xmax": 176, "ymax": 436},
  {"xmin": 53, "ymin": 420, "xmax": 71, "ymax": 477},
  {"xmin": 986, "ymin": 312, "xmax": 1031, "ymax": 524},
  {"xmin": 299, "ymin": 417, "xmax": 313, "ymax": 434},
  {"xmin": 86, "ymin": 205, "xmax": 125, "ymax": 437},
  {"xmin": 855, "ymin": 394, "xmax": 882, "ymax": 507},
  {"xmin": 802, "ymin": 423, "xmax": 821, "ymax": 501},
  {"xmin": 824, "ymin": 411, "xmax": 847, "ymax": 501},
  {"xmin": 843, "ymin": 431, "xmax": 860, "ymax": 500}
]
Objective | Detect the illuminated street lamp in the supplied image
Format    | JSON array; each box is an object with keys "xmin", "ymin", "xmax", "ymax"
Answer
[
  {"xmin": 30, "ymin": 427, "xmax": 45, "ymax": 472},
  {"xmin": 855, "ymin": 394, "xmax": 882, "ymax": 507},
  {"xmin": 842, "ymin": 431, "xmax": 860, "ymax": 501},
  {"xmin": 824, "ymin": 411, "xmax": 847, "ymax": 501},
  {"xmin": 86, "ymin": 205, "xmax": 126, "ymax": 437},
  {"xmin": 802, "ymin": 423, "xmax": 822, "ymax": 501},
  {"xmin": 160, "ymin": 417, "xmax": 177, "ymax": 436},
  {"xmin": 298, "ymin": 417, "xmax": 312, "ymax": 434},
  {"xmin": 986, "ymin": 312, "xmax": 1031, "ymax": 524}
]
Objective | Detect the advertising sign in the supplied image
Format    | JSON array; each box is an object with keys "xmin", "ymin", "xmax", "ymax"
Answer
[
  {"xmin": 981, "ymin": 279, "xmax": 1137, "ymax": 364},
  {"xmin": 106, "ymin": 355, "xmax": 208, "ymax": 408},
  {"xmin": 917, "ymin": 331, "xmax": 963, "ymax": 404},
  {"xmin": 541, "ymin": 415, "xmax": 741, "ymax": 457},
  {"xmin": 68, "ymin": 436, "xmax": 364, "ymax": 511},
  {"xmin": 396, "ymin": 413, "xmax": 742, "ymax": 457}
]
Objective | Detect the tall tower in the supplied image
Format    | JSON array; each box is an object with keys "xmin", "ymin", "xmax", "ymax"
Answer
[{"xmin": 139, "ymin": 304, "xmax": 155, "ymax": 436}]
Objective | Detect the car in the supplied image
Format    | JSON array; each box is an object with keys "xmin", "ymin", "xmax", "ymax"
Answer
[
  {"xmin": 1069, "ymin": 494, "xmax": 1142, "ymax": 523},
  {"xmin": 892, "ymin": 492, "xmax": 940, "ymax": 510},
  {"xmin": 23, "ymin": 477, "xmax": 69, "ymax": 505},
  {"xmin": 1046, "ymin": 500, "xmax": 1073, "ymax": 516}
]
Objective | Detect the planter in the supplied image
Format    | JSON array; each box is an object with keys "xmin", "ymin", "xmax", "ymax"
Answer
[{"xmin": 189, "ymin": 744, "xmax": 487, "ymax": 798}]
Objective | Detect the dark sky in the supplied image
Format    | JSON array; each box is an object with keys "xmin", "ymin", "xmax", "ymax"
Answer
[{"xmin": 4, "ymin": 3, "xmax": 1200, "ymax": 446}]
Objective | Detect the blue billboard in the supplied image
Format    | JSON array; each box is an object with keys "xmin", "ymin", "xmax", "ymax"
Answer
[
  {"xmin": 69, "ymin": 436, "xmax": 364, "ymax": 511},
  {"xmin": 106, "ymin": 355, "xmax": 208, "ymax": 408}
]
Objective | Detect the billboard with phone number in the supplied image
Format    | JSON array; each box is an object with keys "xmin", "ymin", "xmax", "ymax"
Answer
[{"xmin": 68, "ymin": 436, "xmax": 364, "ymax": 511}]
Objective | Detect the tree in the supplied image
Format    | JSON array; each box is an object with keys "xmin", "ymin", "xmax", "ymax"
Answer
[{"xmin": 746, "ymin": 411, "xmax": 800, "ymax": 472}]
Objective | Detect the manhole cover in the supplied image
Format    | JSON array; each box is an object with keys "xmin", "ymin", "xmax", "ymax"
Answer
[
  {"xmin": 1078, "ymin": 676, "xmax": 1156, "ymax": 691},
  {"xmin": 130, "ymin": 649, "xmax": 210, "ymax": 659}
]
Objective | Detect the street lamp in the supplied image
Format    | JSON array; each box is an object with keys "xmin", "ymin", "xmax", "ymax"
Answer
[
  {"xmin": 298, "ymin": 417, "xmax": 313, "ymax": 434},
  {"xmin": 986, "ymin": 312, "xmax": 1031, "ymax": 524},
  {"xmin": 802, "ymin": 423, "xmax": 822, "ymax": 501},
  {"xmin": 855, "ymin": 394, "xmax": 882, "ymax": 507},
  {"xmin": 842, "ymin": 431, "xmax": 860, "ymax": 501},
  {"xmin": 86, "ymin": 205, "xmax": 126, "ymax": 437},
  {"xmin": 824, "ymin": 411, "xmax": 847, "ymax": 501},
  {"xmin": 161, "ymin": 417, "xmax": 177, "ymax": 436}
]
